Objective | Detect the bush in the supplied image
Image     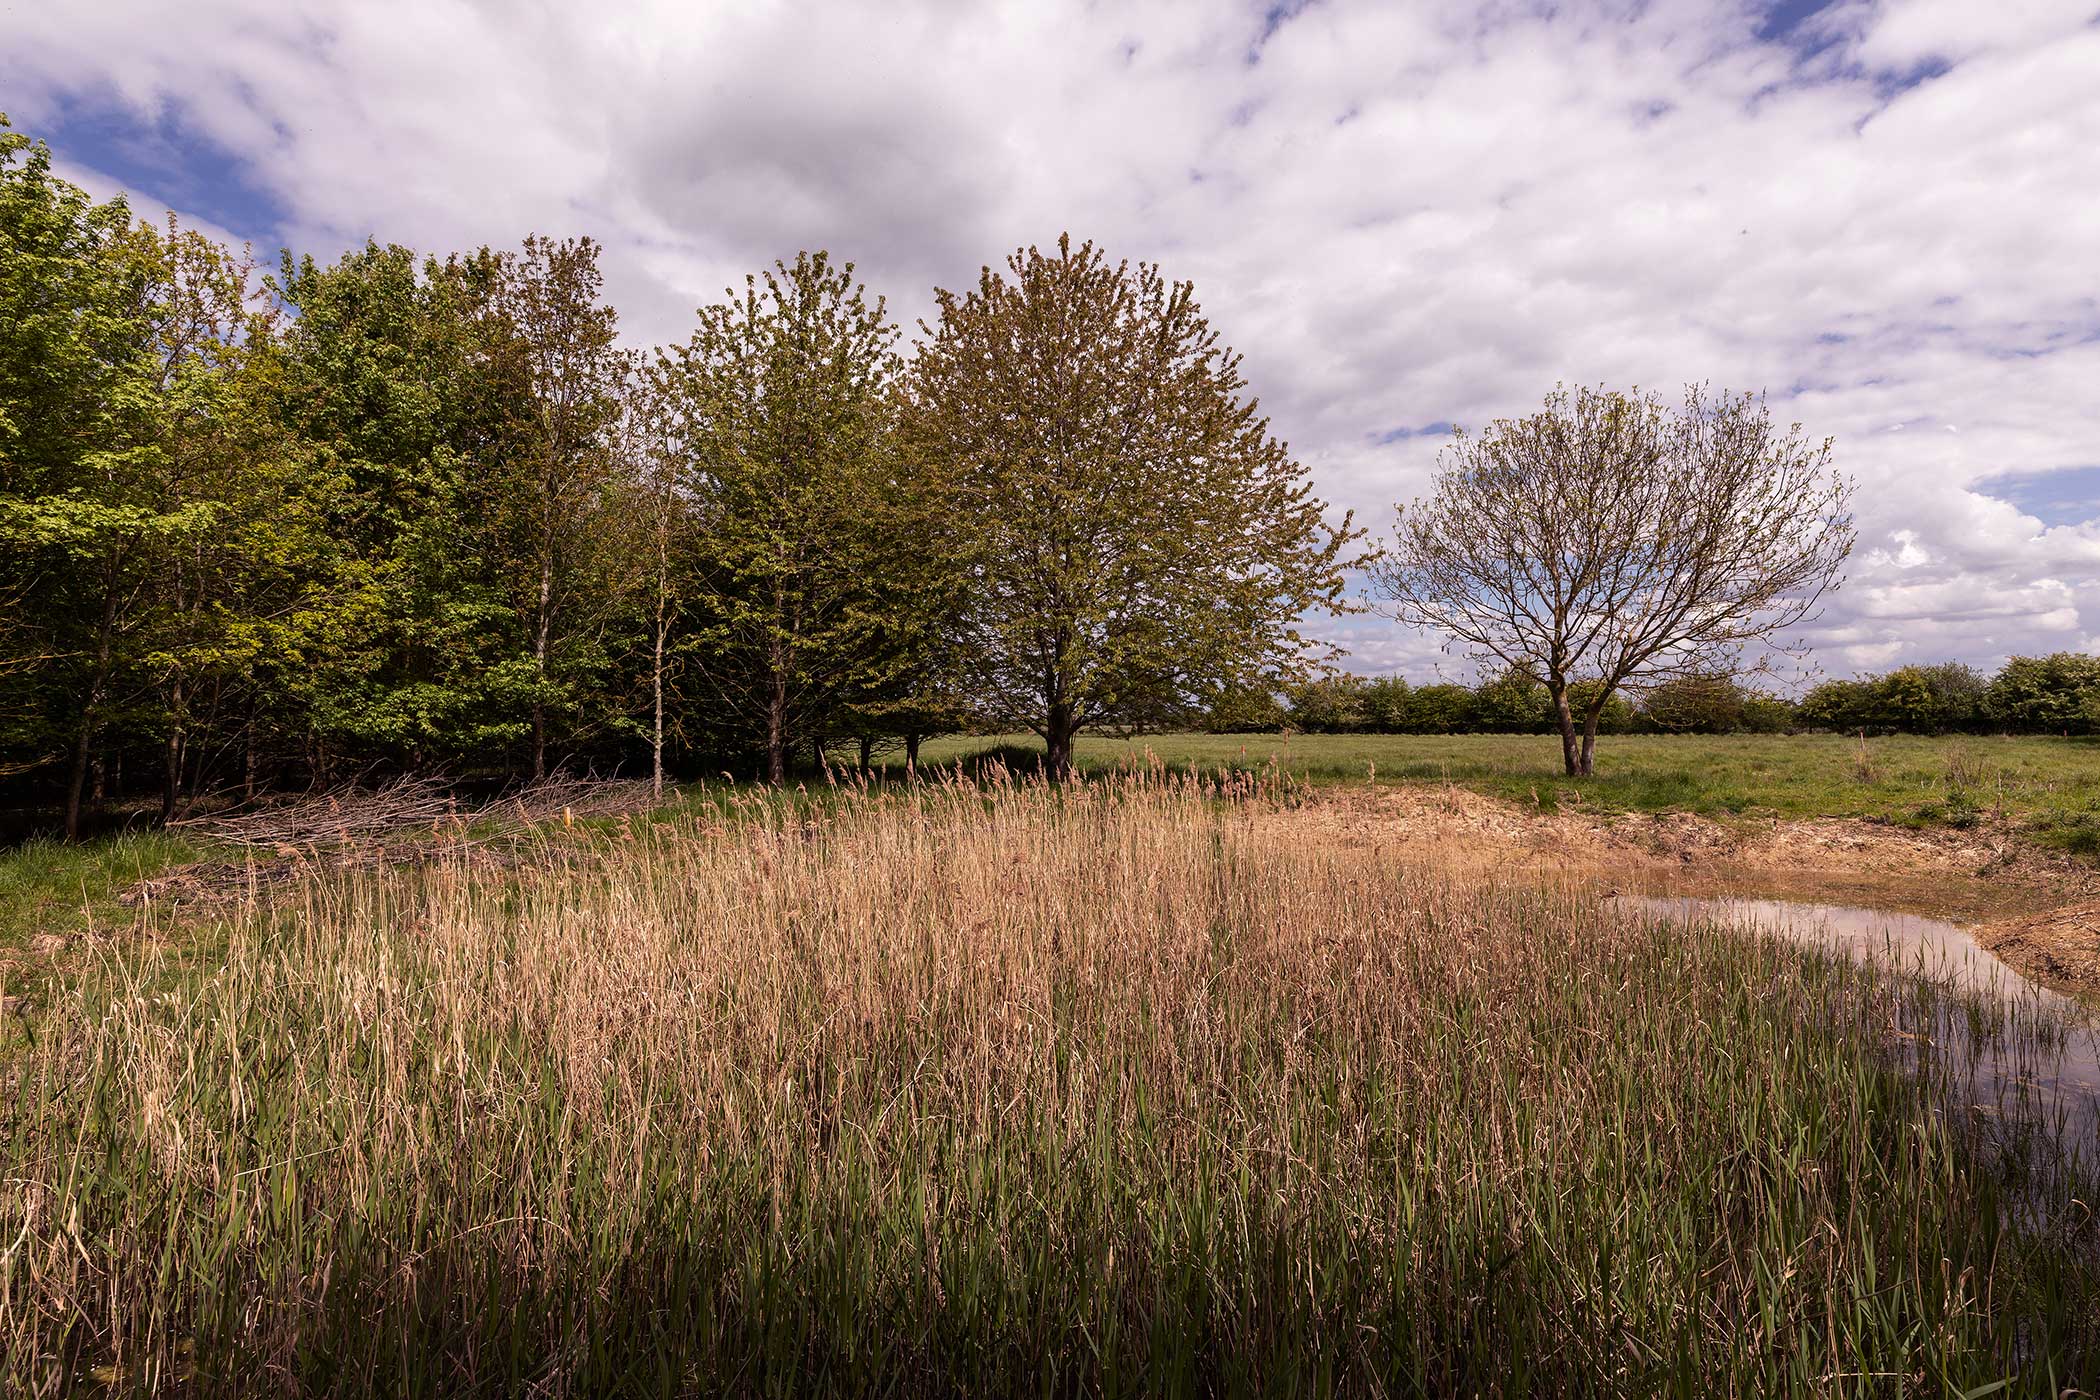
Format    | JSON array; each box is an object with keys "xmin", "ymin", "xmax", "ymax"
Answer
[
  {"xmin": 1469, "ymin": 670, "xmax": 1550, "ymax": 733},
  {"xmin": 1202, "ymin": 682, "xmax": 1287, "ymax": 733},
  {"xmin": 1283, "ymin": 675, "xmax": 1367, "ymax": 733},
  {"xmin": 1640, "ymin": 675, "xmax": 1750, "ymax": 734},
  {"xmin": 1982, "ymin": 653, "xmax": 2100, "ymax": 735}
]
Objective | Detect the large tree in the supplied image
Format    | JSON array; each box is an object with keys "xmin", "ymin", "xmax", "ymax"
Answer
[
  {"xmin": 908, "ymin": 235, "xmax": 1366, "ymax": 780},
  {"xmin": 264, "ymin": 241, "xmax": 510, "ymax": 780},
  {"xmin": 657, "ymin": 251, "xmax": 925, "ymax": 784},
  {"xmin": 0, "ymin": 119, "xmax": 284, "ymax": 831},
  {"xmin": 1375, "ymin": 384, "xmax": 1855, "ymax": 777}
]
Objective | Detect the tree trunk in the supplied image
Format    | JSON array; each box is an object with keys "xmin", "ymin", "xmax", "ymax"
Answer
[
  {"xmin": 1550, "ymin": 682, "xmax": 1581, "ymax": 778},
  {"xmin": 765, "ymin": 672, "xmax": 788, "ymax": 785},
  {"xmin": 1044, "ymin": 703, "xmax": 1075, "ymax": 783},
  {"xmin": 161, "ymin": 675, "xmax": 185, "ymax": 822},
  {"xmin": 63, "ymin": 728, "xmax": 94, "ymax": 841},
  {"xmin": 1579, "ymin": 704, "xmax": 1603, "ymax": 777},
  {"xmin": 651, "ymin": 612, "xmax": 666, "ymax": 800},
  {"xmin": 532, "ymin": 552, "xmax": 554, "ymax": 781},
  {"xmin": 905, "ymin": 733, "xmax": 921, "ymax": 771},
  {"xmin": 64, "ymin": 580, "xmax": 120, "ymax": 840},
  {"xmin": 858, "ymin": 734, "xmax": 873, "ymax": 774}
]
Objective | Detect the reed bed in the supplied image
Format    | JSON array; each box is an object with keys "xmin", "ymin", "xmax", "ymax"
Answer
[{"xmin": 3, "ymin": 771, "xmax": 2096, "ymax": 1397}]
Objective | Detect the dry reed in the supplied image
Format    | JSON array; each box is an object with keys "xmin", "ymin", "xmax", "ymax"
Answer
[{"xmin": 3, "ymin": 769, "xmax": 2095, "ymax": 1396}]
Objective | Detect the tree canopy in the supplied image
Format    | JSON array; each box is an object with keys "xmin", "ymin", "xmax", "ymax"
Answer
[
  {"xmin": 907, "ymin": 236, "xmax": 1369, "ymax": 779},
  {"xmin": 1374, "ymin": 384, "xmax": 1855, "ymax": 776}
]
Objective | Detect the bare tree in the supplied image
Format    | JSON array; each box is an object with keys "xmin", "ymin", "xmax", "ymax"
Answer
[{"xmin": 1374, "ymin": 384, "xmax": 1854, "ymax": 777}]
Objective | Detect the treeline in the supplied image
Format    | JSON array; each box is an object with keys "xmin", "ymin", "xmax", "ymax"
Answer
[
  {"xmin": 1, "ymin": 120, "xmax": 1362, "ymax": 834},
  {"xmin": 1228, "ymin": 657, "xmax": 2100, "ymax": 737}
]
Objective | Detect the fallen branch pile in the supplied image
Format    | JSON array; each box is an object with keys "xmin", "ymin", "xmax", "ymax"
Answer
[
  {"xmin": 118, "ymin": 776, "xmax": 662, "ymax": 910},
  {"xmin": 171, "ymin": 775, "xmax": 658, "ymax": 853}
]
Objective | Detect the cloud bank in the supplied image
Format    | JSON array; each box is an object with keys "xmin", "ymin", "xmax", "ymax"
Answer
[{"xmin": 7, "ymin": 0, "xmax": 2097, "ymax": 679}]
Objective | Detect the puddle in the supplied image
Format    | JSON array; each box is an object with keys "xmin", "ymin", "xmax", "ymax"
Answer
[{"xmin": 1619, "ymin": 894, "xmax": 2100, "ymax": 1138}]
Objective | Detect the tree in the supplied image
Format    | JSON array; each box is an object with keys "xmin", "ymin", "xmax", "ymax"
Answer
[
  {"xmin": 1469, "ymin": 669, "xmax": 1550, "ymax": 732},
  {"xmin": 1397, "ymin": 682, "xmax": 1475, "ymax": 734},
  {"xmin": 1201, "ymin": 680, "xmax": 1287, "ymax": 733},
  {"xmin": 658, "ymin": 252, "xmax": 916, "ymax": 784},
  {"xmin": 908, "ymin": 235, "xmax": 1368, "ymax": 780},
  {"xmin": 1872, "ymin": 662, "xmax": 1985, "ymax": 735},
  {"xmin": 1375, "ymin": 384, "xmax": 1854, "ymax": 776},
  {"xmin": 1982, "ymin": 653, "xmax": 2100, "ymax": 735},
  {"xmin": 264, "ymin": 241, "xmax": 513, "ymax": 780},
  {"xmin": 467, "ymin": 236, "xmax": 628, "ymax": 779},
  {"xmin": 610, "ymin": 364, "xmax": 693, "ymax": 798},
  {"xmin": 0, "ymin": 121, "xmax": 283, "ymax": 832}
]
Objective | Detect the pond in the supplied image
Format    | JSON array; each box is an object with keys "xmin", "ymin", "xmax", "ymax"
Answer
[{"xmin": 1619, "ymin": 894, "xmax": 2100, "ymax": 1139}]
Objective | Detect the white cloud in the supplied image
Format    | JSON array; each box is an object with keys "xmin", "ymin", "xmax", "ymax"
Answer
[{"xmin": 4, "ymin": 0, "xmax": 2097, "ymax": 676}]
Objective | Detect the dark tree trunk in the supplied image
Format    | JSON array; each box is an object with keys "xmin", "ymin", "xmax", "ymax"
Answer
[
  {"xmin": 1044, "ymin": 702, "xmax": 1075, "ymax": 782},
  {"xmin": 63, "ymin": 728, "xmax": 94, "ymax": 841},
  {"xmin": 65, "ymin": 576, "xmax": 120, "ymax": 840},
  {"xmin": 161, "ymin": 676, "xmax": 185, "ymax": 822},
  {"xmin": 858, "ymin": 734, "xmax": 873, "ymax": 773},
  {"xmin": 905, "ymin": 733, "xmax": 921, "ymax": 771}
]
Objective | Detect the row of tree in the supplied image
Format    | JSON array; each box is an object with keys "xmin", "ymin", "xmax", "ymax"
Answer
[
  {"xmin": 1236, "ymin": 656, "xmax": 2100, "ymax": 737},
  {"xmin": 1, "ymin": 118, "xmax": 1364, "ymax": 834}
]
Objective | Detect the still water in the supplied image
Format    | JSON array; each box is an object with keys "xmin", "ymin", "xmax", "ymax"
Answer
[{"xmin": 1621, "ymin": 894, "xmax": 2100, "ymax": 1135}]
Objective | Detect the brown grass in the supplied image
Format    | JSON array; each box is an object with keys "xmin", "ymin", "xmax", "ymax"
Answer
[{"xmin": 3, "ymin": 769, "xmax": 2096, "ymax": 1396}]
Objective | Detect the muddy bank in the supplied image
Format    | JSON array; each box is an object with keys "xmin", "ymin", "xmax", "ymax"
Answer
[
  {"xmin": 1278, "ymin": 784, "xmax": 2100, "ymax": 999},
  {"xmin": 1977, "ymin": 902, "xmax": 2100, "ymax": 1003}
]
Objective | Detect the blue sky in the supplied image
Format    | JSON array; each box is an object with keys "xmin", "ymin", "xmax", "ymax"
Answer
[{"xmin": 6, "ymin": 0, "xmax": 2098, "ymax": 678}]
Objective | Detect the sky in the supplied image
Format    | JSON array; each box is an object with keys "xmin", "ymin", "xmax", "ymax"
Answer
[{"xmin": 5, "ymin": 0, "xmax": 2098, "ymax": 683}]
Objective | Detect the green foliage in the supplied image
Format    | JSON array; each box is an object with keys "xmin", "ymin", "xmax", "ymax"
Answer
[
  {"xmin": 1982, "ymin": 653, "xmax": 2100, "ymax": 736},
  {"xmin": 1470, "ymin": 669, "xmax": 1551, "ymax": 732},
  {"xmin": 1200, "ymin": 680, "xmax": 1287, "ymax": 733},
  {"xmin": 1641, "ymin": 674, "xmax": 1751, "ymax": 734},
  {"xmin": 907, "ymin": 234, "xmax": 1369, "ymax": 777},
  {"xmin": 1282, "ymin": 674, "xmax": 1366, "ymax": 732},
  {"xmin": 654, "ymin": 252, "xmax": 950, "ymax": 781}
]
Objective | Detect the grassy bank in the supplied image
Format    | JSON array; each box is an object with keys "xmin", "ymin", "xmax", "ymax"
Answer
[
  {"xmin": 5, "ymin": 774, "xmax": 2095, "ymax": 1395},
  {"xmin": 0, "ymin": 830, "xmax": 203, "ymax": 957},
  {"xmin": 898, "ymin": 732, "xmax": 2100, "ymax": 854}
]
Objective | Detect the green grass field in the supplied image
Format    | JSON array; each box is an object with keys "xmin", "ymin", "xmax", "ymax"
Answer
[{"xmin": 894, "ymin": 731, "xmax": 2100, "ymax": 853}]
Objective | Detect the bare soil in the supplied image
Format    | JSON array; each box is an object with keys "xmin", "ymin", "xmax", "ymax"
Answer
[{"xmin": 1272, "ymin": 784, "xmax": 2100, "ymax": 1000}]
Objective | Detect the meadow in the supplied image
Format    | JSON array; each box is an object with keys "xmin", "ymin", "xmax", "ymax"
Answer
[
  {"xmin": 3, "ymin": 770, "xmax": 2097, "ymax": 1396},
  {"xmin": 897, "ymin": 732, "xmax": 2100, "ymax": 854}
]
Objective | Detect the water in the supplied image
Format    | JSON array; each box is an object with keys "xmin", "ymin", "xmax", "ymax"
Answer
[{"xmin": 1620, "ymin": 894, "xmax": 2100, "ymax": 1138}]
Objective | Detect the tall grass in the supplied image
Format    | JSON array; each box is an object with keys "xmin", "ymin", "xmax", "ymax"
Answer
[{"xmin": 4, "ymin": 772, "xmax": 2095, "ymax": 1396}]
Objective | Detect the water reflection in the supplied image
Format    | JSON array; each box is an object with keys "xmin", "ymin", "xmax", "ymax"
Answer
[{"xmin": 1619, "ymin": 894, "xmax": 2100, "ymax": 1139}]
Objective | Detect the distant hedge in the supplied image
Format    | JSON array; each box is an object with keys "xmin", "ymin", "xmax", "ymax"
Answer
[{"xmin": 1205, "ymin": 654, "xmax": 2100, "ymax": 737}]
